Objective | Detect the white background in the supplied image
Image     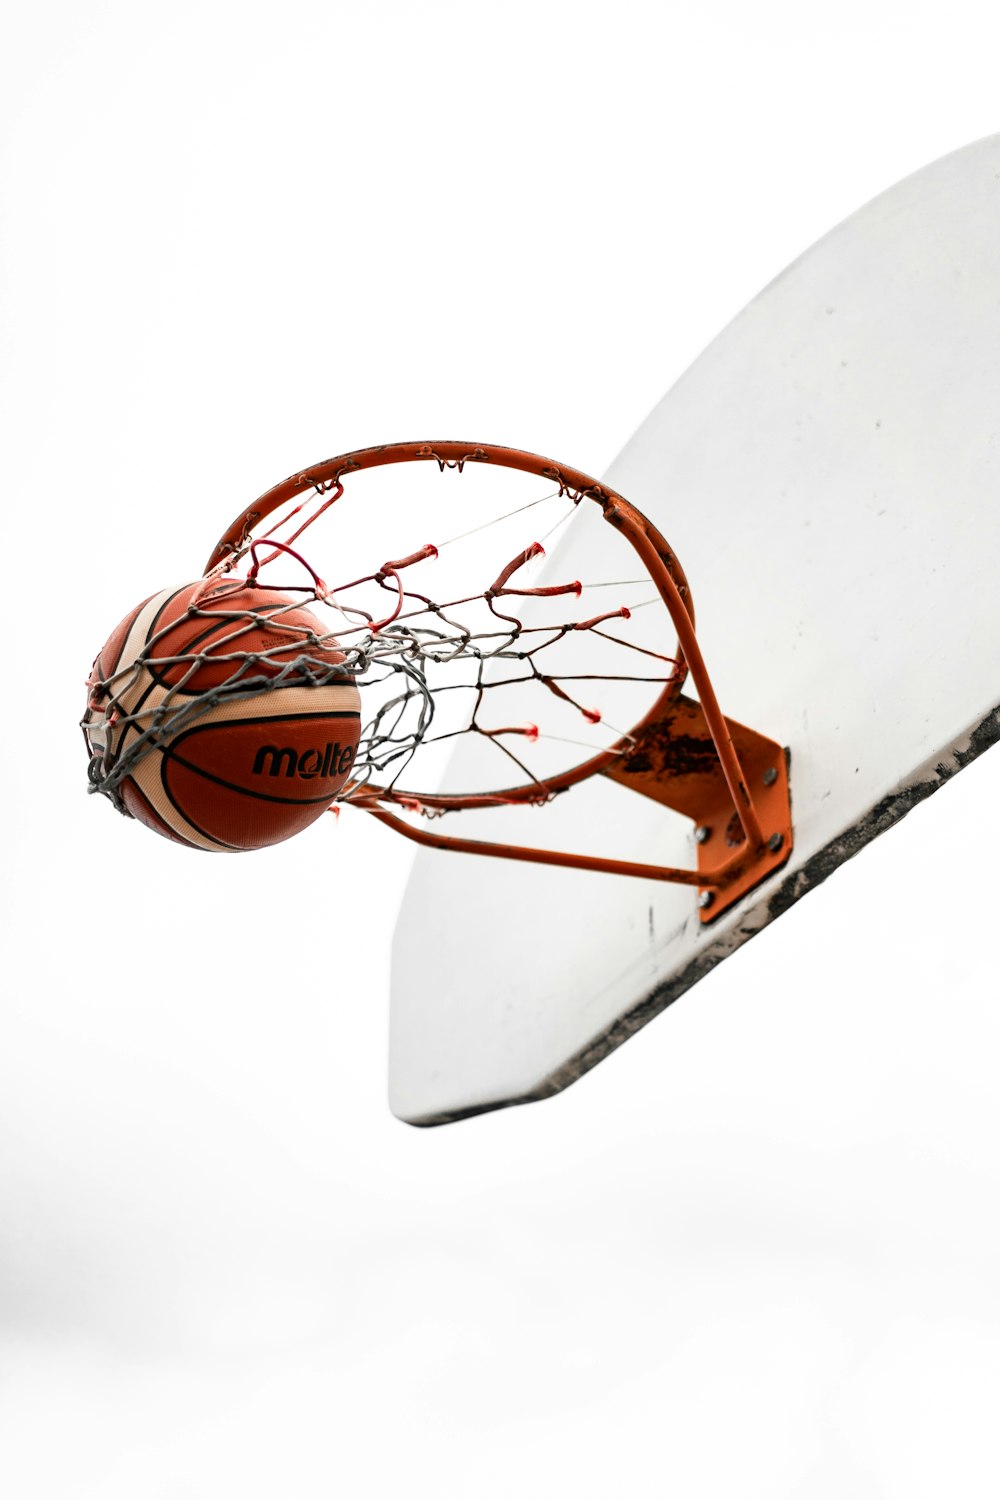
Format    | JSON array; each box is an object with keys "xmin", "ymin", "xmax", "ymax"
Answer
[{"xmin": 2, "ymin": 3, "xmax": 999, "ymax": 1495}]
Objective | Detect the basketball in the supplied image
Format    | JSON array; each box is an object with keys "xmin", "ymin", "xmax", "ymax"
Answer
[{"xmin": 83, "ymin": 575, "xmax": 362, "ymax": 851}]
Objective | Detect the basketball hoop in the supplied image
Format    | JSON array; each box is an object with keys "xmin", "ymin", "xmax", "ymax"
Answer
[{"xmin": 201, "ymin": 442, "xmax": 792, "ymax": 919}]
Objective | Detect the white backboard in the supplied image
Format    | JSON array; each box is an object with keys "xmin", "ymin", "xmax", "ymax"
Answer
[{"xmin": 390, "ymin": 133, "xmax": 1000, "ymax": 1124}]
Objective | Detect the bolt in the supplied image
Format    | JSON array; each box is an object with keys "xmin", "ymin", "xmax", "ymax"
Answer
[
  {"xmin": 768, "ymin": 832, "xmax": 784, "ymax": 853},
  {"xmin": 698, "ymin": 891, "xmax": 714, "ymax": 910},
  {"xmin": 762, "ymin": 767, "xmax": 778, "ymax": 787},
  {"xmin": 694, "ymin": 825, "xmax": 711, "ymax": 844}
]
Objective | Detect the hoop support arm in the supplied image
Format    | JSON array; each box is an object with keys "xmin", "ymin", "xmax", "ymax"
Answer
[{"xmin": 360, "ymin": 805, "xmax": 710, "ymax": 887}]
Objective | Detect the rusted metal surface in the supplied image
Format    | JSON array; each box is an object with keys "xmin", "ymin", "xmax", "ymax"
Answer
[{"xmin": 602, "ymin": 694, "xmax": 792, "ymax": 920}]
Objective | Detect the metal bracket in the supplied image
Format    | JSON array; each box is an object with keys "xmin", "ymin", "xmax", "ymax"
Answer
[{"xmin": 601, "ymin": 694, "xmax": 792, "ymax": 921}]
